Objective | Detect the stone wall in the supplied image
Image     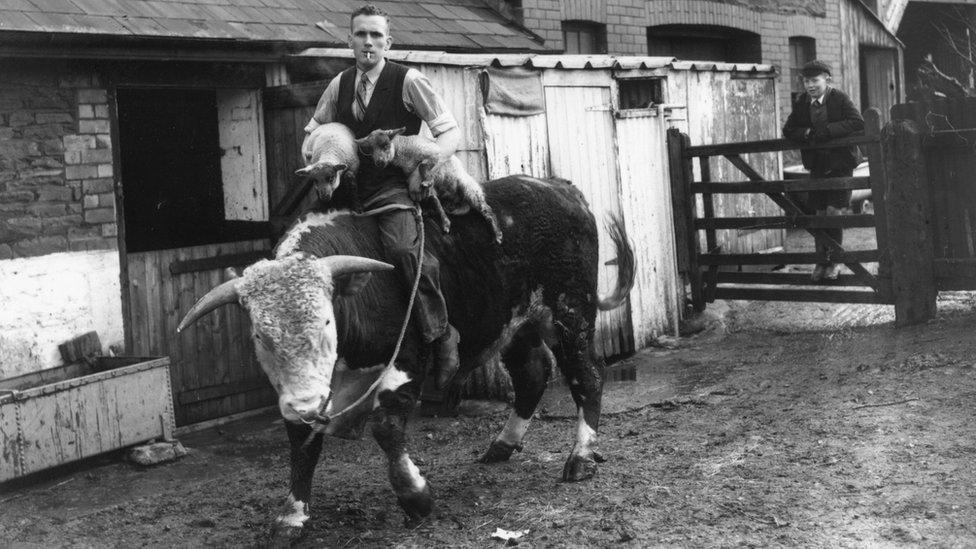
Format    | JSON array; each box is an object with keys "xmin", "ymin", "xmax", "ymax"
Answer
[
  {"xmin": 0, "ymin": 60, "xmax": 124, "ymax": 376},
  {"xmin": 0, "ymin": 60, "xmax": 117, "ymax": 260}
]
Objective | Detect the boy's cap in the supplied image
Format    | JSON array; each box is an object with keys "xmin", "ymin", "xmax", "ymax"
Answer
[{"xmin": 801, "ymin": 60, "xmax": 831, "ymax": 77}]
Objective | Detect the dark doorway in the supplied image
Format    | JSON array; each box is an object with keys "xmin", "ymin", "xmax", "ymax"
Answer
[
  {"xmin": 647, "ymin": 25, "xmax": 762, "ymax": 63},
  {"xmin": 116, "ymin": 88, "xmax": 262, "ymax": 253}
]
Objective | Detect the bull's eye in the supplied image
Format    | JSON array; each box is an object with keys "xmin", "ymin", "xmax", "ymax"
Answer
[{"xmin": 324, "ymin": 319, "xmax": 331, "ymax": 326}]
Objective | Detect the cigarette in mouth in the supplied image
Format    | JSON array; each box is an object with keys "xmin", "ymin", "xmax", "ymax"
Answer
[{"xmin": 365, "ymin": 52, "xmax": 372, "ymax": 60}]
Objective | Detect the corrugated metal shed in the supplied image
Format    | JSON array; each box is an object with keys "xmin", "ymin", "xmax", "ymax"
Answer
[{"xmin": 0, "ymin": 0, "xmax": 545, "ymax": 51}]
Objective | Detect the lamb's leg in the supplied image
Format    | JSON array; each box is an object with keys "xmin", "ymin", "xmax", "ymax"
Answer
[
  {"xmin": 427, "ymin": 194, "xmax": 451, "ymax": 234},
  {"xmin": 460, "ymin": 180, "xmax": 503, "ymax": 243}
]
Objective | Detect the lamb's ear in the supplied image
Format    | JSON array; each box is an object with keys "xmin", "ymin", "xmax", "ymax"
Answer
[
  {"xmin": 387, "ymin": 127, "xmax": 406, "ymax": 137},
  {"xmin": 417, "ymin": 158, "xmax": 435, "ymax": 178}
]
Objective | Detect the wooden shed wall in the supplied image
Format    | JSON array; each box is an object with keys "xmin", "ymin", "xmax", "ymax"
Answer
[{"xmin": 839, "ymin": 0, "xmax": 905, "ymax": 113}]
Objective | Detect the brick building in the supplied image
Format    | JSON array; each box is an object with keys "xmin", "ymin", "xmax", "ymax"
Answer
[{"xmin": 498, "ymin": 0, "xmax": 903, "ymax": 123}]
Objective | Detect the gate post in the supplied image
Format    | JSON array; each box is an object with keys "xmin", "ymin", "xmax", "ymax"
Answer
[
  {"xmin": 668, "ymin": 128, "xmax": 703, "ymax": 311},
  {"xmin": 882, "ymin": 119, "xmax": 937, "ymax": 325}
]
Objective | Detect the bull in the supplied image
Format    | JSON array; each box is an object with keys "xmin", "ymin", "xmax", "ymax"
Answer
[{"xmin": 177, "ymin": 175, "xmax": 635, "ymax": 542}]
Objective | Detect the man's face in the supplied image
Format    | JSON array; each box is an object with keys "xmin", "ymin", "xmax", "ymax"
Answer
[
  {"xmin": 803, "ymin": 74, "xmax": 830, "ymax": 99},
  {"xmin": 349, "ymin": 14, "xmax": 391, "ymax": 71}
]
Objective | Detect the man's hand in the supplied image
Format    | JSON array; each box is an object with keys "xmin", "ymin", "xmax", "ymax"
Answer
[
  {"xmin": 408, "ymin": 166, "xmax": 433, "ymax": 202},
  {"xmin": 811, "ymin": 126, "xmax": 830, "ymax": 142}
]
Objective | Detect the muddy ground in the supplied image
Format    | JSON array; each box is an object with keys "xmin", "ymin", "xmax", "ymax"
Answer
[{"xmin": 3, "ymin": 287, "xmax": 976, "ymax": 547}]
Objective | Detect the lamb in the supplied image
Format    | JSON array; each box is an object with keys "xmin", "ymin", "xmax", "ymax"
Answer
[
  {"xmin": 295, "ymin": 122, "xmax": 359, "ymax": 207},
  {"xmin": 355, "ymin": 127, "xmax": 503, "ymax": 243}
]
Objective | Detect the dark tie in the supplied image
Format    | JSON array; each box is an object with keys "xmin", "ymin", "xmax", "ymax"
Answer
[
  {"xmin": 810, "ymin": 99, "xmax": 827, "ymax": 131},
  {"xmin": 355, "ymin": 75, "xmax": 369, "ymax": 121}
]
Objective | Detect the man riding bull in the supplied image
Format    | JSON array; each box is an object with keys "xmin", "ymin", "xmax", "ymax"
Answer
[{"xmin": 304, "ymin": 4, "xmax": 460, "ymax": 388}]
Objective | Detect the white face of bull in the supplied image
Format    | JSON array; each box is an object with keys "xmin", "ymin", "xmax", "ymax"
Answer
[
  {"xmin": 176, "ymin": 254, "xmax": 393, "ymax": 425},
  {"xmin": 240, "ymin": 257, "xmax": 339, "ymax": 423}
]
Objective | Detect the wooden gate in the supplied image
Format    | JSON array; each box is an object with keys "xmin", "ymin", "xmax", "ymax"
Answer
[{"xmin": 668, "ymin": 109, "xmax": 896, "ymax": 311}]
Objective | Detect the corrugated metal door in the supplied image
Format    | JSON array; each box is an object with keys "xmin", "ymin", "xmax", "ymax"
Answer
[
  {"xmin": 544, "ymin": 85, "xmax": 633, "ymax": 358},
  {"xmin": 616, "ymin": 111, "xmax": 682, "ymax": 346}
]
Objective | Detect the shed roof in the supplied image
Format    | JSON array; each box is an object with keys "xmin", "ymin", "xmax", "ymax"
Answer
[
  {"xmin": 297, "ymin": 48, "xmax": 778, "ymax": 73},
  {"xmin": 0, "ymin": 0, "xmax": 545, "ymax": 52}
]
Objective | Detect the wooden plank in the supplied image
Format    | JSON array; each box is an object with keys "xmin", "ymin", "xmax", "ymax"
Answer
[
  {"xmin": 882, "ymin": 119, "xmax": 937, "ymax": 325},
  {"xmin": 862, "ymin": 108, "xmax": 891, "ymax": 297},
  {"xmin": 685, "ymin": 135, "xmax": 880, "ymax": 158},
  {"xmin": 262, "ymin": 79, "xmax": 332, "ymax": 109},
  {"xmin": 715, "ymin": 271, "xmax": 870, "ymax": 287},
  {"xmin": 714, "ymin": 287, "xmax": 889, "ymax": 304},
  {"xmin": 169, "ymin": 250, "xmax": 272, "ymax": 275},
  {"xmin": 699, "ymin": 156, "xmax": 719, "ymax": 302},
  {"xmin": 126, "ymin": 253, "xmax": 148, "ymax": 356},
  {"xmin": 176, "ymin": 377, "xmax": 273, "ymax": 406},
  {"xmin": 695, "ymin": 214, "xmax": 876, "ymax": 230},
  {"xmin": 700, "ymin": 250, "xmax": 880, "ymax": 266},
  {"xmin": 158, "ymin": 247, "xmax": 183, "ymax": 421},
  {"xmin": 668, "ymin": 129, "xmax": 703, "ymax": 311},
  {"xmin": 692, "ymin": 176, "xmax": 871, "ymax": 193}
]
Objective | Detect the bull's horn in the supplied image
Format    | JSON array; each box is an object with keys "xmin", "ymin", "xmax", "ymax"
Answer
[
  {"xmin": 317, "ymin": 255, "xmax": 394, "ymax": 277},
  {"xmin": 177, "ymin": 279, "xmax": 241, "ymax": 333}
]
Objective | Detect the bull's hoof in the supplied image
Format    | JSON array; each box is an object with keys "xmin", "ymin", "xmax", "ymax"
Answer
[
  {"xmin": 268, "ymin": 524, "xmax": 304, "ymax": 548},
  {"xmin": 478, "ymin": 439, "xmax": 523, "ymax": 464},
  {"xmin": 561, "ymin": 452, "xmax": 604, "ymax": 482},
  {"xmin": 396, "ymin": 483, "xmax": 433, "ymax": 521}
]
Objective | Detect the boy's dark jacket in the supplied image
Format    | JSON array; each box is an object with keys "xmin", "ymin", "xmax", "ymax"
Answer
[{"xmin": 782, "ymin": 87, "xmax": 865, "ymax": 174}]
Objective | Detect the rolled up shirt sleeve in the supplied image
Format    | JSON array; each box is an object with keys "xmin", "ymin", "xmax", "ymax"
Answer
[
  {"xmin": 304, "ymin": 75, "xmax": 342, "ymax": 133},
  {"xmin": 403, "ymin": 68, "xmax": 458, "ymax": 137}
]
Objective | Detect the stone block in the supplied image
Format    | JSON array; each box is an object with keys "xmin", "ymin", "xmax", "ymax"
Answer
[
  {"xmin": 67, "ymin": 203, "xmax": 82, "ymax": 214},
  {"xmin": 31, "ymin": 156, "xmax": 63, "ymax": 169},
  {"xmin": 36, "ymin": 185, "xmax": 72, "ymax": 202},
  {"xmin": 127, "ymin": 441, "xmax": 189, "ymax": 466},
  {"xmin": 95, "ymin": 134, "xmax": 112, "ymax": 148},
  {"xmin": 6, "ymin": 216, "xmax": 42, "ymax": 232},
  {"xmin": 13, "ymin": 235, "xmax": 67, "ymax": 257},
  {"xmin": 77, "ymin": 89, "xmax": 107, "ymax": 104},
  {"xmin": 96, "ymin": 191, "xmax": 114, "ymax": 206},
  {"xmin": 22, "ymin": 124, "xmax": 66, "ymax": 140},
  {"xmin": 84, "ymin": 207, "xmax": 115, "ymax": 224},
  {"xmin": 64, "ymin": 135, "xmax": 96, "ymax": 151},
  {"xmin": 42, "ymin": 214, "xmax": 83, "ymax": 231},
  {"xmin": 78, "ymin": 104, "xmax": 94, "ymax": 119},
  {"xmin": 82, "ymin": 178, "xmax": 113, "ymax": 194},
  {"xmin": 27, "ymin": 203, "xmax": 67, "ymax": 217},
  {"xmin": 39, "ymin": 138, "xmax": 64, "ymax": 155},
  {"xmin": 35, "ymin": 112, "xmax": 74, "ymax": 125},
  {"xmin": 94, "ymin": 105, "xmax": 109, "ymax": 119},
  {"xmin": 65, "ymin": 150, "xmax": 83, "ymax": 164},
  {"xmin": 101, "ymin": 223, "xmax": 118, "ymax": 237},
  {"xmin": 28, "ymin": 90, "xmax": 70, "ymax": 110},
  {"xmin": 83, "ymin": 194, "xmax": 98, "ymax": 208},
  {"xmin": 82, "ymin": 148, "xmax": 113, "ymax": 164},
  {"xmin": 0, "ymin": 190, "xmax": 35, "ymax": 203},
  {"xmin": 8, "ymin": 111, "xmax": 33, "ymax": 127},
  {"xmin": 65, "ymin": 164, "xmax": 98, "ymax": 180},
  {"xmin": 97, "ymin": 164, "xmax": 113, "ymax": 178},
  {"xmin": 78, "ymin": 119, "xmax": 110, "ymax": 134},
  {"xmin": 68, "ymin": 226, "xmax": 101, "ymax": 239}
]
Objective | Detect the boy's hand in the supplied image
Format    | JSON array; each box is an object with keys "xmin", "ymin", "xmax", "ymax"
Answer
[{"xmin": 811, "ymin": 127, "xmax": 830, "ymax": 142}]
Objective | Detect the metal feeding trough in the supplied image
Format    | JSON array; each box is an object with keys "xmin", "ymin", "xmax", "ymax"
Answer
[{"xmin": 0, "ymin": 357, "xmax": 174, "ymax": 482}]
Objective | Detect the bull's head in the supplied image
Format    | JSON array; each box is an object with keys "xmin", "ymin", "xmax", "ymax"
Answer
[
  {"xmin": 177, "ymin": 255, "xmax": 393, "ymax": 423},
  {"xmin": 355, "ymin": 127, "xmax": 405, "ymax": 168},
  {"xmin": 295, "ymin": 162, "xmax": 348, "ymax": 202}
]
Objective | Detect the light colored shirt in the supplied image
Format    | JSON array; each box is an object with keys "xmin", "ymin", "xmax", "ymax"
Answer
[{"xmin": 305, "ymin": 58, "xmax": 458, "ymax": 137}]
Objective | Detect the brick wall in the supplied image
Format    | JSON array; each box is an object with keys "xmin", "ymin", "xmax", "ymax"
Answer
[
  {"xmin": 511, "ymin": 0, "xmax": 870, "ymax": 134},
  {"xmin": 0, "ymin": 61, "xmax": 118, "ymax": 260}
]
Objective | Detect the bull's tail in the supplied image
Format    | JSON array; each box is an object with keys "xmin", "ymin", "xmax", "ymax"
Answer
[{"xmin": 598, "ymin": 213, "xmax": 636, "ymax": 311}]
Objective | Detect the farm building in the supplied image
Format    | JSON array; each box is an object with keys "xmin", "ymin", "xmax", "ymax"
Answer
[
  {"xmin": 489, "ymin": 0, "xmax": 905, "ymax": 123},
  {"xmin": 1, "ymin": 0, "xmax": 779, "ymax": 428}
]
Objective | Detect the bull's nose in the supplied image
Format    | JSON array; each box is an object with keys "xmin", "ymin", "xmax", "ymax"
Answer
[{"xmin": 288, "ymin": 395, "xmax": 324, "ymax": 421}]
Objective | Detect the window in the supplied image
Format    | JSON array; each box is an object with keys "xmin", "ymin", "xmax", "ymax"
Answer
[
  {"xmin": 563, "ymin": 20, "xmax": 607, "ymax": 54},
  {"xmin": 116, "ymin": 88, "xmax": 268, "ymax": 253},
  {"xmin": 647, "ymin": 25, "xmax": 762, "ymax": 63},
  {"xmin": 618, "ymin": 78, "xmax": 664, "ymax": 109},
  {"xmin": 789, "ymin": 36, "xmax": 817, "ymax": 103}
]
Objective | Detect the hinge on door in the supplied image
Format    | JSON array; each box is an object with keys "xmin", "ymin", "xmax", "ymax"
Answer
[{"xmin": 585, "ymin": 103, "xmax": 614, "ymax": 112}]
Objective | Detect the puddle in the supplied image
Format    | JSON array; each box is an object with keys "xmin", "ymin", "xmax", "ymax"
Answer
[{"xmin": 537, "ymin": 351, "xmax": 735, "ymax": 418}]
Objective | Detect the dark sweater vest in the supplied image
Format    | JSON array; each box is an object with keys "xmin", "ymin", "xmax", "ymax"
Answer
[{"xmin": 336, "ymin": 61, "xmax": 423, "ymax": 203}]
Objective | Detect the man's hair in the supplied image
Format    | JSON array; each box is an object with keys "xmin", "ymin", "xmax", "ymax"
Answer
[{"xmin": 350, "ymin": 4, "xmax": 390, "ymax": 31}]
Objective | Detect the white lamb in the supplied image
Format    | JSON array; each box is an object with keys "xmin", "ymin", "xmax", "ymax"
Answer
[
  {"xmin": 355, "ymin": 127, "xmax": 503, "ymax": 243},
  {"xmin": 296, "ymin": 122, "xmax": 359, "ymax": 205}
]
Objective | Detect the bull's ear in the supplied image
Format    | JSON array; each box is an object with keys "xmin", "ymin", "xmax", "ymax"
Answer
[
  {"xmin": 335, "ymin": 272, "xmax": 373, "ymax": 296},
  {"xmin": 295, "ymin": 165, "xmax": 314, "ymax": 177},
  {"xmin": 333, "ymin": 163, "xmax": 347, "ymax": 173}
]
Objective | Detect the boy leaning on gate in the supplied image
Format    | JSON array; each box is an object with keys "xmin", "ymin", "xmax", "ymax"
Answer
[{"xmin": 783, "ymin": 59, "xmax": 865, "ymax": 282}]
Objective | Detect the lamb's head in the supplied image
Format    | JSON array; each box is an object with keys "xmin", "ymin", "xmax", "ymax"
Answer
[
  {"xmin": 295, "ymin": 162, "xmax": 349, "ymax": 201},
  {"xmin": 176, "ymin": 254, "xmax": 393, "ymax": 424},
  {"xmin": 356, "ymin": 127, "xmax": 406, "ymax": 168}
]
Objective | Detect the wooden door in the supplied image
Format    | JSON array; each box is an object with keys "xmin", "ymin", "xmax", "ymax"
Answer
[{"xmin": 861, "ymin": 47, "xmax": 898, "ymax": 122}]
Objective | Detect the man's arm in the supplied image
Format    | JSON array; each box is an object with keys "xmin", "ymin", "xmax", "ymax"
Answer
[
  {"xmin": 403, "ymin": 68, "xmax": 459, "ymax": 152},
  {"xmin": 825, "ymin": 92, "xmax": 865, "ymax": 138},
  {"xmin": 304, "ymin": 75, "xmax": 342, "ymax": 133},
  {"xmin": 782, "ymin": 97, "xmax": 811, "ymax": 142}
]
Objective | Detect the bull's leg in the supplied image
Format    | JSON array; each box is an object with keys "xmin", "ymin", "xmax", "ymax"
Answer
[
  {"xmin": 553, "ymin": 304, "xmax": 605, "ymax": 482},
  {"xmin": 371, "ymin": 371, "xmax": 433, "ymax": 522},
  {"xmin": 480, "ymin": 327, "xmax": 553, "ymax": 463},
  {"xmin": 271, "ymin": 422, "xmax": 324, "ymax": 543}
]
